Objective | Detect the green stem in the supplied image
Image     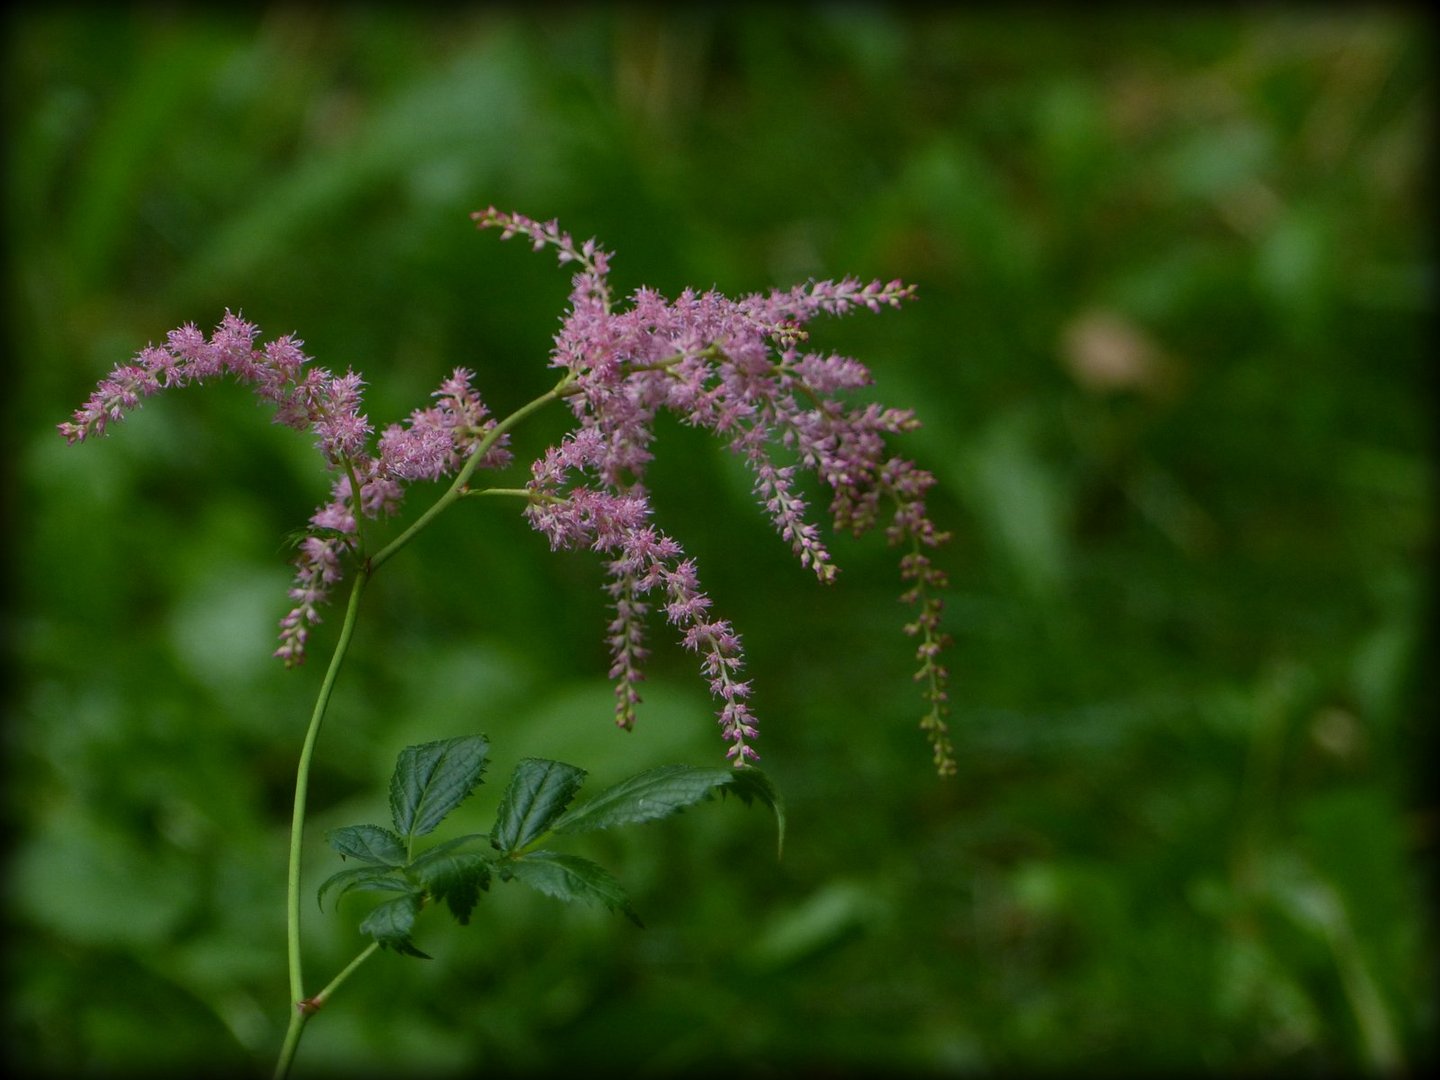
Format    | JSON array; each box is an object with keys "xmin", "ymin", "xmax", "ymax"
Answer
[
  {"xmin": 340, "ymin": 456, "xmax": 371, "ymax": 555},
  {"xmin": 269, "ymin": 938, "xmax": 379, "ymax": 1080},
  {"xmin": 462, "ymin": 486, "xmax": 568, "ymax": 505},
  {"xmin": 312, "ymin": 941, "xmax": 383, "ymax": 1010},
  {"xmin": 273, "ymin": 1009, "xmax": 307, "ymax": 1080},
  {"xmin": 370, "ymin": 372, "xmax": 574, "ymax": 572},
  {"xmin": 272, "ymin": 371, "xmax": 575, "ymax": 1078},
  {"xmin": 286, "ymin": 569, "xmax": 368, "ymax": 999},
  {"xmin": 275, "ymin": 566, "xmax": 369, "ymax": 1079}
]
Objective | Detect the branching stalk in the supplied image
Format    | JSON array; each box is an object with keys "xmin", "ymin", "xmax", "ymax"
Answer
[
  {"xmin": 273, "ymin": 372, "xmax": 577, "ymax": 1078},
  {"xmin": 369, "ymin": 372, "xmax": 574, "ymax": 572}
]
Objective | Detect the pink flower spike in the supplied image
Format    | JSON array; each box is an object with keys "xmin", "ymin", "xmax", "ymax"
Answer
[{"xmin": 68, "ymin": 211, "xmax": 950, "ymax": 772}]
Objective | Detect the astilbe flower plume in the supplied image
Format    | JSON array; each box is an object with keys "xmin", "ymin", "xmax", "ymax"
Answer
[
  {"xmin": 60, "ymin": 210, "xmax": 955, "ymax": 774},
  {"xmin": 473, "ymin": 208, "xmax": 953, "ymax": 773},
  {"xmin": 59, "ymin": 314, "xmax": 512, "ymax": 666}
]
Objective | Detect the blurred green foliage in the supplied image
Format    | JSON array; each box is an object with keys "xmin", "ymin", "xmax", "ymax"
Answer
[{"xmin": 4, "ymin": 6, "xmax": 1434, "ymax": 1077}]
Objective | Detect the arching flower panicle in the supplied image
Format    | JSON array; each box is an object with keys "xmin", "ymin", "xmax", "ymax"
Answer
[{"xmin": 64, "ymin": 212, "xmax": 953, "ymax": 772}]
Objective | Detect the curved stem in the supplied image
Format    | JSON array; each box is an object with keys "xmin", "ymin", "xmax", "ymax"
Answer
[
  {"xmin": 275, "ymin": 566, "xmax": 369, "ymax": 1079},
  {"xmin": 273, "ymin": 371, "xmax": 575, "ymax": 1078},
  {"xmin": 285, "ymin": 568, "xmax": 369, "ymax": 1001},
  {"xmin": 370, "ymin": 372, "xmax": 574, "ymax": 572}
]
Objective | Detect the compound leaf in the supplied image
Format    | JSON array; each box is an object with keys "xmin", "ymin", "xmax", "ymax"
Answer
[
  {"xmin": 389, "ymin": 735, "xmax": 490, "ymax": 843},
  {"xmin": 407, "ymin": 832, "xmax": 487, "ymax": 865},
  {"xmin": 326, "ymin": 824, "xmax": 407, "ymax": 866},
  {"xmin": 411, "ymin": 850, "xmax": 494, "ymax": 924},
  {"xmin": 359, "ymin": 892, "xmax": 430, "ymax": 959},
  {"xmin": 507, "ymin": 851, "xmax": 641, "ymax": 927},
  {"xmin": 316, "ymin": 864, "xmax": 411, "ymax": 912},
  {"xmin": 723, "ymin": 766, "xmax": 787, "ymax": 858},
  {"xmin": 551, "ymin": 764, "xmax": 785, "ymax": 856},
  {"xmin": 490, "ymin": 758, "xmax": 587, "ymax": 854}
]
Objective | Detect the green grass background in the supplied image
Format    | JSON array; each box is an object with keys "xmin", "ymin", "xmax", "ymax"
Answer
[{"xmin": 5, "ymin": 6, "xmax": 1434, "ymax": 1076}]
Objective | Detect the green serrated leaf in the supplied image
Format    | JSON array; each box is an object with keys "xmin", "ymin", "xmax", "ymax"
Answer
[
  {"xmin": 550, "ymin": 764, "xmax": 786, "ymax": 857},
  {"xmin": 507, "ymin": 852, "xmax": 641, "ymax": 927},
  {"xmin": 316, "ymin": 865, "xmax": 412, "ymax": 912},
  {"xmin": 326, "ymin": 824, "xmax": 407, "ymax": 866},
  {"xmin": 490, "ymin": 758, "xmax": 588, "ymax": 854},
  {"xmin": 722, "ymin": 767, "xmax": 787, "ymax": 859},
  {"xmin": 412, "ymin": 851, "xmax": 494, "ymax": 925},
  {"xmin": 359, "ymin": 892, "xmax": 430, "ymax": 959},
  {"xmin": 406, "ymin": 833, "xmax": 487, "ymax": 868},
  {"xmin": 389, "ymin": 735, "xmax": 490, "ymax": 843}
]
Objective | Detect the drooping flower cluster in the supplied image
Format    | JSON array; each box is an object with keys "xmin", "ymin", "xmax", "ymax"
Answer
[
  {"xmin": 272, "ymin": 368, "xmax": 511, "ymax": 663},
  {"xmin": 59, "ymin": 315, "xmax": 512, "ymax": 666},
  {"xmin": 60, "ymin": 210, "xmax": 954, "ymax": 773},
  {"xmin": 474, "ymin": 208, "xmax": 953, "ymax": 773}
]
